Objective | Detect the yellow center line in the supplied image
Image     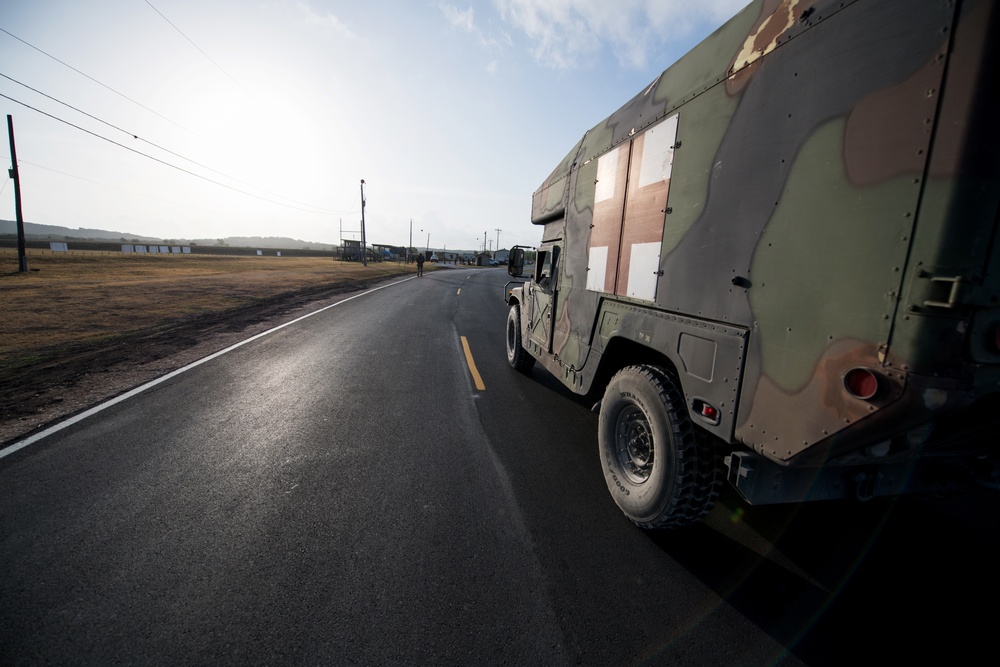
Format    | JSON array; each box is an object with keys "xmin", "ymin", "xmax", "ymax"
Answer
[
  {"xmin": 460, "ymin": 335, "xmax": 486, "ymax": 391},
  {"xmin": 457, "ymin": 288, "xmax": 461, "ymax": 295}
]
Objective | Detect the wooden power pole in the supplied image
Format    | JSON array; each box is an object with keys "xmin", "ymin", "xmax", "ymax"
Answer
[
  {"xmin": 6, "ymin": 115, "xmax": 27, "ymax": 272},
  {"xmin": 360, "ymin": 179, "xmax": 367, "ymax": 267}
]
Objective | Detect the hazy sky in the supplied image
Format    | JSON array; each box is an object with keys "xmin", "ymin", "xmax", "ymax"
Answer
[{"xmin": 1, "ymin": 0, "xmax": 746, "ymax": 251}]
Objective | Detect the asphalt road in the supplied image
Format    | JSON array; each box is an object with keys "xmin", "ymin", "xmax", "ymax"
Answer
[{"xmin": 2, "ymin": 267, "xmax": 998, "ymax": 665}]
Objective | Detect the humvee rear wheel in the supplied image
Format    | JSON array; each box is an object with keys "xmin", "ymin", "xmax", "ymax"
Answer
[
  {"xmin": 598, "ymin": 365, "xmax": 720, "ymax": 529},
  {"xmin": 506, "ymin": 304, "xmax": 535, "ymax": 372}
]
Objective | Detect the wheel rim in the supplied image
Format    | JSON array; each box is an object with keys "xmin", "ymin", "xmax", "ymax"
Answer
[
  {"xmin": 615, "ymin": 405, "xmax": 654, "ymax": 484},
  {"xmin": 506, "ymin": 316, "xmax": 516, "ymax": 360}
]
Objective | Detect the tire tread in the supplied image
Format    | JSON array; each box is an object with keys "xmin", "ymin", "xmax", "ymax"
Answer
[
  {"xmin": 608, "ymin": 365, "xmax": 722, "ymax": 529},
  {"xmin": 506, "ymin": 304, "xmax": 536, "ymax": 372}
]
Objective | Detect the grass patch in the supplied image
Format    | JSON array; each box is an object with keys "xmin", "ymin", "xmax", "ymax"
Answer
[{"xmin": 0, "ymin": 249, "xmax": 424, "ymax": 369}]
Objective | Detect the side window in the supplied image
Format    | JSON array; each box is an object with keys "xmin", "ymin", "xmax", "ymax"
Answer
[
  {"xmin": 535, "ymin": 245, "xmax": 560, "ymax": 291},
  {"xmin": 535, "ymin": 250, "xmax": 550, "ymax": 284}
]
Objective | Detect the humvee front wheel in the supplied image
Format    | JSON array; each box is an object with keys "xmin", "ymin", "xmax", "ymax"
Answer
[
  {"xmin": 598, "ymin": 365, "xmax": 720, "ymax": 529},
  {"xmin": 506, "ymin": 304, "xmax": 535, "ymax": 372}
]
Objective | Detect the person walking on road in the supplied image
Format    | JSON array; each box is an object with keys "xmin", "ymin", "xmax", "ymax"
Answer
[{"xmin": 416, "ymin": 253, "xmax": 424, "ymax": 277}]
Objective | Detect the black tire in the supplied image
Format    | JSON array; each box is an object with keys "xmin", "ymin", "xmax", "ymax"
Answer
[
  {"xmin": 598, "ymin": 365, "xmax": 721, "ymax": 529},
  {"xmin": 506, "ymin": 304, "xmax": 535, "ymax": 372}
]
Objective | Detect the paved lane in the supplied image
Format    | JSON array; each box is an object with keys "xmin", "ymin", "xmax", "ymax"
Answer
[
  {"xmin": 1, "ymin": 272, "xmax": 563, "ymax": 664},
  {"xmin": 4, "ymin": 266, "xmax": 998, "ymax": 665}
]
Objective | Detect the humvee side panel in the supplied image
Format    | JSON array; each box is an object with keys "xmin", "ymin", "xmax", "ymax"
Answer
[{"xmin": 508, "ymin": 0, "xmax": 1000, "ymax": 522}]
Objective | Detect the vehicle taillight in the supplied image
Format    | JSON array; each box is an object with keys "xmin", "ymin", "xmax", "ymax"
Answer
[
  {"xmin": 691, "ymin": 398, "xmax": 721, "ymax": 424},
  {"xmin": 844, "ymin": 367, "xmax": 880, "ymax": 400}
]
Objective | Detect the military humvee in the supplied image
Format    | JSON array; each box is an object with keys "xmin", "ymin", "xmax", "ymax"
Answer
[{"xmin": 504, "ymin": 0, "xmax": 1000, "ymax": 528}]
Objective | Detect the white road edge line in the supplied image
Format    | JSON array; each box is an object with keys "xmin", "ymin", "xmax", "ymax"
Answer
[{"xmin": 0, "ymin": 276, "xmax": 416, "ymax": 460}]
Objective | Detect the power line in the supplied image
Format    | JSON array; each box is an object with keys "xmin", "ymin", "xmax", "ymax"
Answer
[
  {"xmin": 0, "ymin": 26, "xmax": 198, "ymax": 137},
  {"xmin": 1, "ymin": 73, "xmax": 187, "ymax": 163},
  {"xmin": 1, "ymin": 91, "xmax": 351, "ymax": 216},
  {"xmin": 144, "ymin": 1, "xmax": 252, "ymax": 97},
  {"xmin": 0, "ymin": 71, "xmax": 338, "ymax": 213},
  {"xmin": 19, "ymin": 159, "xmax": 228, "ymax": 216}
]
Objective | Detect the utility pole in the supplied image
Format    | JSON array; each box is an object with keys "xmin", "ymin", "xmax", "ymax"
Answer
[
  {"xmin": 483, "ymin": 231, "xmax": 487, "ymax": 254},
  {"xmin": 495, "ymin": 228, "xmax": 502, "ymax": 253},
  {"xmin": 408, "ymin": 218, "xmax": 412, "ymax": 264},
  {"xmin": 359, "ymin": 179, "xmax": 367, "ymax": 267},
  {"xmin": 7, "ymin": 115, "xmax": 27, "ymax": 272}
]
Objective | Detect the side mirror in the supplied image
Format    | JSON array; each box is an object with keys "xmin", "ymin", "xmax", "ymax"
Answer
[{"xmin": 508, "ymin": 247, "xmax": 525, "ymax": 277}]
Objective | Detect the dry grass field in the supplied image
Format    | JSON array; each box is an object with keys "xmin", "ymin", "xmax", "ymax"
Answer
[
  {"xmin": 0, "ymin": 249, "xmax": 419, "ymax": 367},
  {"xmin": 0, "ymin": 248, "xmax": 427, "ymax": 443}
]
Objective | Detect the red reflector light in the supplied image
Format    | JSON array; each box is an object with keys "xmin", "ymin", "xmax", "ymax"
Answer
[
  {"xmin": 691, "ymin": 399, "xmax": 721, "ymax": 424},
  {"xmin": 844, "ymin": 368, "xmax": 879, "ymax": 400}
]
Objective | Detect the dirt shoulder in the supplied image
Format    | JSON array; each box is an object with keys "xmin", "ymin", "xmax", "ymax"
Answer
[{"xmin": 0, "ymin": 276, "xmax": 400, "ymax": 446}]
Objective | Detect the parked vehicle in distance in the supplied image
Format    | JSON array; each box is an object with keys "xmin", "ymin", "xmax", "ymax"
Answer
[{"xmin": 504, "ymin": 0, "xmax": 1000, "ymax": 528}]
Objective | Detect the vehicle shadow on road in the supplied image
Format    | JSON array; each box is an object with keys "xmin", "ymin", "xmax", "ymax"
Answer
[{"xmin": 646, "ymin": 488, "xmax": 1000, "ymax": 665}]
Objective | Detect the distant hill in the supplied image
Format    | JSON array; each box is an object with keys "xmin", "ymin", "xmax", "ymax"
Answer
[
  {"xmin": 0, "ymin": 220, "xmax": 333, "ymax": 250},
  {"xmin": 0, "ymin": 220, "xmax": 160, "ymax": 242},
  {"xmin": 189, "ymin": 236, "xmax": 334, "ymax": 250}
]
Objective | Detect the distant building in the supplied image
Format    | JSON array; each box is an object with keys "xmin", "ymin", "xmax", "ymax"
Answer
[{"xmin": 342, "ymin": 239, "xmax": 362, "ymax": 261}]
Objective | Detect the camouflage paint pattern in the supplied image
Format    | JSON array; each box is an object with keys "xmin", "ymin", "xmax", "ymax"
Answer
[{"xmin": 516, "ymin": 0, "xmax": 1000, "ymax": 468}]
